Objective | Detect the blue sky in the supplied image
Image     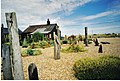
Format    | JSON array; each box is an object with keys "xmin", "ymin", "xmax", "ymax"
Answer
[{"xmin": 1, "ymin": 0, "xmax": 120, "ymax": 36}]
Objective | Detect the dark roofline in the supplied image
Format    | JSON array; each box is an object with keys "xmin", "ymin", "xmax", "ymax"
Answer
[
  {"xmin": 24, "ymin": 23, "xmax": 58, "ymax": 34},
  {"xmin": 29, "ymin": 23, "xmax": 57, "ymax": 27},
  {"xmin": 2, "ymin": 27, "xmax": 23, "ymax": 35}
]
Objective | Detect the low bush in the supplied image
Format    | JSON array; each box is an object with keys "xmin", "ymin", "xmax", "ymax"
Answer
[
  {"xmin": 33, "ymin": 49, "xmax": 42, "ymax": 56},
  {"xmin": 29, "ymin": 42, "xmax": 40, "ymax": 49},
  {"xmin": 21, "ymin": 49, "xmax": 28, "ymax": 57},
  {"xmin": 27, "ymin": 49, "xmax": 34, "ymax": 55},
  {"xmin": 61, "ymin": 44, "xmax": 85, "ymax": 53},
  {"xmin": 39, "ymin": 41, "xmax": 50, "ymax": 48},
  {"xmin": 73, "ymin": 55, "xmax": 120, "ymax": 80},
  {"xmin": 21, "ymin": 49, "xmax": 42, "ymax": 57}
]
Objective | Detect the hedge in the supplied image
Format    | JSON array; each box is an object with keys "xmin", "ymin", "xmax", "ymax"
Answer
[{"xmin": 73, "ymin": 55, "xmax": 120, "ymax": 80}]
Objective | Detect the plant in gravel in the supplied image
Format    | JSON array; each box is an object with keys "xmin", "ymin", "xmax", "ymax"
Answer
[
  {"xmin": 29, "ymin": 42, "xmax": 40, "ymax": 49},
  {"xmin": 27, "ymin": 49, "xmax": 34, "ymax": 55},
  {"xmin": 33, "ymin": 50, "xmax": 42, "ymax": 56},
  {"xmin": 21, "ymin": 49, "xmax": 28, "ymax": 57},
  {"xmin": 21, "ymin": 49, "xmax": 42, "ymax": 56},
  {"xmin": 73, "ymin": 55, "xmax": 120, "ymax": 80},
  {"xmin": 39, "ymin": 41, "xmax": 50, "ymax": 48},
  {"xmin": 61, "ymin": 44, "xmax": 85, "ymax": 53},
  {"xmin": 32, "ymin": 32, "xmax": 44, "ymax": 42}
]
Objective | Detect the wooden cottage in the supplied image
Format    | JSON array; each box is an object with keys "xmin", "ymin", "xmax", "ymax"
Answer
[
  {"xmin": 1, "ymin": 24, "xmax": 23, "ymax": 43},
  {"xmin": 23, "ymin": 19, "xmax": 61, "ymax": 40}
]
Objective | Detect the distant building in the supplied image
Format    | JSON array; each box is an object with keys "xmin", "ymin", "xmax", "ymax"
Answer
[
  {"xmin": 1, "ymin": 24, "xmax": 23, "ymax": 43},
  {"xmin": 23, "ymin": 19, "xmax": 61, "ymax": 40}
]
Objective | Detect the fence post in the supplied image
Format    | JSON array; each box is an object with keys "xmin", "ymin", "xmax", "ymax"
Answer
[
  {"xmin": 54, "ymin": 41, "xmax": 57, "ymax": 60},
  {"xmin": 5, "ymin": 12, "xmax": 24, "ymax": 79},
  {"xmin": 85, "ymin": 27, "xmax": 88, "ymax": 46},
  {"xmin": 28, "ymin": 63, "xmax": 39, "ymax": 80},
  {"xmin": 54, "ymin": 35, "xmax": 60, "ymax": 60},
  {"xmin": 2, "ymin": 44, "xmax": 13, "ymax": 80},
  {"xmin": 98, "ymin": 44, "xmax": 103, "ymax": 53}
]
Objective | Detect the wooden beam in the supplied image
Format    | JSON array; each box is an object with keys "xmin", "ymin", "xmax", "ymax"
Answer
[
  {"xmin": 2, "ymin": 44, "xmax": 13, "ymax": 80},
  {"xmin": 5, "ymin": 12, "xmax": 24, "ymax": 80},
  {"xmin": 85, "ymin": 27, "xmax": 88, "ymax": 46}
]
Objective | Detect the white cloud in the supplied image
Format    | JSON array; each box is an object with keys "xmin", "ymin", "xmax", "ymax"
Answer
[
  {"xmin": 80, "ymin": 11, "xmax": 114, "ymax": 21},
  {"xmin": 1, "ymin": 0, "xmax": 92, "ymax": 31},
  {"xmin": 1, "ymin": 0, "xmax": 120, "ymax": 35}
]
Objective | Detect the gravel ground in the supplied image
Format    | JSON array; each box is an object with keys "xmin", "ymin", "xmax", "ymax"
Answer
[{"xmin": 1, "ymin": 38, "xmax": 120, "ymax": 80}]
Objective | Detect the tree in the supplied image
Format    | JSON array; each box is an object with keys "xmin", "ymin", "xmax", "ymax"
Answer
[{"xmin": 32, "ymin": 32, "xmax": 44, "ymax": 42}]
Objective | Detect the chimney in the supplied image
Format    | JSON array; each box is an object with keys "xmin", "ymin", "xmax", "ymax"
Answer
[{"xmin": 47, "ymin": 19, "xmax": 50, "ymax": 25}]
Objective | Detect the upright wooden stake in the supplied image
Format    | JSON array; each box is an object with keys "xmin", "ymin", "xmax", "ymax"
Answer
[
  {"xmin": 98, "ymin": 44, "xmax": 103, "ymax": 53},
  {"xmin": 54, "ymin": 35, "xmax": 61, "ymax": 60},
  {"xmin": 1, "ymin": 24, "xmax": 5, "ymax": 44},
  {"xmin": 85, "ymin": 27, "xmax": 88, "ymax": 46},
  {"xmin": 2, "ymin": 44, "xmax": 13, "ymax": 80},
  {"xmin": 57, "ymin": 27, "xmax": 60, "ymax": 40},
  {"xmin": 5, "ymin": 12, "xmax": 24, "ymax": 80}
]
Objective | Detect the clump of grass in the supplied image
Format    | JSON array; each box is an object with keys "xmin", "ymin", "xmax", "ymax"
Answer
[
  {"xmin": 33, "ymin": 49, "xmax": 42, "ymax": 56},
  {"xmin": 73, "ymin": 55, "xmax": 120, "ymax": 80},
  {"xmin": 39, "ymin": 41, "xmax": 51, "ymax": 48},
  {"xmin": 21, "ymin": 49, "xmax": 42, "ymax": 57},
  {"xmin": 61, "ymin": 44, "xmax": 85, "ymax": 53}
]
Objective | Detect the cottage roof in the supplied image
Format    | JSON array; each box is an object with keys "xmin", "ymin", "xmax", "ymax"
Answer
[
  {"xmin": 2, "ymin": 28, "xmax": 23, "ymax": 35},
  {"xmin": 24, "ymin": 24, "xmax": 58, "ymax": 34}
]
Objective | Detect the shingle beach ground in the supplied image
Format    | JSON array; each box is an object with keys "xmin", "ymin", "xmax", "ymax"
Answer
[{"xmin": 1, "ymin": 38, "xmax": 120, "ymax": 80}]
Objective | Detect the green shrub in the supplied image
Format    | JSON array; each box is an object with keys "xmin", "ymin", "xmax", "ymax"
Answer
[
  {"xmin": 27, "ymin": 49, "xmax": 34, "ymax": 55},
  {"xmin": 29, "ymin": 42, "xmax": 40, "ymax": 49},
  {"xmin": 33, "ymin": 50, "xmax": 42, "ymax": 56},
  {"xmin": 39, "ymin": 41, "xmax": 50, "ymax": 48},
  {"xmin": 32, "ymin": 32, "xmax": 44, "ymax": 42},
  {"xmin": 73, "ymin": 55, "xmax": 120, "ymax": 80},
  {"xmin": 21, "ymin": 49, "xmax": 42, "ymax": 56},
  {"xmin": 21, "ymin": 49, "xmax": 28, "ymax": 57},
  {"xmin": 61, "ymin": 44, "xmax": 85, "ymax": 53},
  {"xmin": 27, "ymin": 37, "xmax": 33, "ymax": 43}
]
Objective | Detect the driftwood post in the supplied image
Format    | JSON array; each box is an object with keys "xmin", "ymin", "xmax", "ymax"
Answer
[
  {"xmin": 85, "ymin": 27, "xmax": 88, "ymax": 46},
  {"xmin": 1, "ymin": 24, "xmax": 5, "ymax": 44},
  {"xmin": 98, "ymin": 44, "xmax": 103, "ymax": 53},
  {"xmin": 2, "ymin": 44, "xmax": 13, "ymax": 80},
  {"xmin": 57, "ymin": 27, "xmax": 60, "ymax": 40},
  {"xmin": 5, "ymin": 12, "xmax": 24, "ymax": 79},
  {"xmin": 95, "ymin": 38, "xmax": 99, "ymax": 46},
  {"xmin": 54, "ymin": 35, "xmax": 61, "ymax": 60},
  {"xmin": 28, "ymin": 63, "xmax": 39, "ymax": 80}
]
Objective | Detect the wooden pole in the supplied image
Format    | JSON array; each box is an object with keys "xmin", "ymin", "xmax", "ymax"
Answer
[
  {"xmin": 85, "ymin": 27, "xmax": 88, "ymax": 46},
  {"xmin": 2, "ymin": 44, "xmax": 13, "ymax": 80},
  {"xmin": 1, "ymin": 24, "xmax": 5, "ymax": 44},
  {"xmin": 54, "ymin": 35, "xmax": 60, "ymax": 60},
  {"xmin": 5, "ymin": 12, "xmax": 24, "ymax": 80},
  {"xmin": 54, "ymin": 39, "xmax": 57, "ymax": 60},
  {"xmin": 57, "ymin": 27, "xmax": 60, "ymax": 40},
  {"xmin": 98, "ymin": 44, "xmax": 103, "ymax": 53}
]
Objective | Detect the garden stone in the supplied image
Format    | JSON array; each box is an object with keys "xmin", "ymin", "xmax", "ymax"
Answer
[{"xmin": 28, "ymin": 63, "xmax": 39, "ymax": 80}]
